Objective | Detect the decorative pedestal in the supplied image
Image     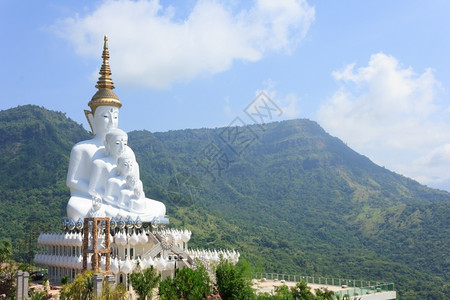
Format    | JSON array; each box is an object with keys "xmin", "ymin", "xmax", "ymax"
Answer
[{"xmin": 83, "ymin": 217, "xmax": 111, "ymax": 272}]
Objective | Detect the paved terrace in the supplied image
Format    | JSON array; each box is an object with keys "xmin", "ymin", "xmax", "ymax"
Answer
[{"xmin": 253, "ymin": 273, "xmax": 396, "ymax": 299}]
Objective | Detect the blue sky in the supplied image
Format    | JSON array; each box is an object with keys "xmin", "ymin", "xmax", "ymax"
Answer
[{"xmin": 1, "ymin": 0, "xmax": 450, "ymax": 191}]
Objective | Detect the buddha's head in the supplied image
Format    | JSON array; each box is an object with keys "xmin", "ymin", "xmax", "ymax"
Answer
[
  {"xmin": 105, "ymin": 128, "xmax": 128, "ymax": 159},
  {"xmin": 90, "ymin": 106, "xmax": 119, "ymax": 136},
  {"xmin": 84, "ymin": 35, "xmax": 122, "ymax": 136},
  {"xmin": 117, "ymin": 153, "xmax": 135, "ymax": 176},
  {"xmin": 126, "ymin": 175, "xmax": 139, "ymax": 188}
]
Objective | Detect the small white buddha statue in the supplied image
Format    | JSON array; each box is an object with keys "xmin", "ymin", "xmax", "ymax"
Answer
[
  {"xmin": 104, "ymin": 152, "xmax": 166, "ymax": 220},
  {"xmin": 104, "ymin": 154, "xmax": 138, "ymax": 205},
  {"xmin": 119, "ymin": 174, "xmax": 145, "ymax": 210},
  {"xmin": 88, "ymin": 128, "xmax": 129, "ymax": 198}
]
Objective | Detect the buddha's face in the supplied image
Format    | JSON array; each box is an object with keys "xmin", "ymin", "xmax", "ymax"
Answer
[
  {"xmin": 126, "ymin": 175, "xmax": 138, "ymax": 188},
  {"xmin": 106, "ymin": 134, "xmax": 128, "ymax": 159},
  {"xmin": 118, "ymin": 157, "xmax": 134, "ymax": 176},
  {"xmin": 93, "ymin": 106, "xmax": 119, "ymax": 135}
]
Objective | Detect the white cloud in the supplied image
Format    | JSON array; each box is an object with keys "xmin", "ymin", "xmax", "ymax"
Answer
[
  {"xmin": 318, "ymin": 52, "xmax": 450, "ymax": 190},
  {"xmin": 278, "ymin": 93, "xmax": 302, "ymax": 118},
  {"xmin": 223, "ymin": 96, "xmax": 233, "ymax": 118},
  {"xmin": 413, "ymin": 143, "xmax": 450, "ymax": 187},
  {"xmin": 260, "ymin": 80, "xmax": 302, "ymax": 118},
  {"xmin": 54, "ymin": 0, "xmax": 315, "ymax": 89},
  {"xmin": 263, "ymin": 89, "xmax": 301, "ymax": 118}
]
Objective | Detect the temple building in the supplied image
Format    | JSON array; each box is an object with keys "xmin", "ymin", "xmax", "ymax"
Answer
[{"xmin": 34, "ymin": 36, "xmax": 238, "ymax": 287}]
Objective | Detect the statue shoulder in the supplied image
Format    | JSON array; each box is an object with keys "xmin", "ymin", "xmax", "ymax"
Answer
[
  {"xmin": 71, "ymin": 139, "xmax": 101, "ymax": 156},
  {"xmin": 125, "ymin": 146, "xmax": 136, "ymax": 159}
]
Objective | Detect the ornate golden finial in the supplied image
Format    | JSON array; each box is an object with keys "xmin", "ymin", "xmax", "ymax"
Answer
[{"xmin": 88, "ymin": 35, "xmax": 122, "ymax": 114}]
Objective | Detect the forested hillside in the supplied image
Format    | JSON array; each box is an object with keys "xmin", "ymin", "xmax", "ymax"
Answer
[
  {"xmin": 0, "ymin": 105, "xmax": 448, "ymax": 299},
  {"xmin": 0, "ymin": 105, "xmax": 89, "ymax": 253}
]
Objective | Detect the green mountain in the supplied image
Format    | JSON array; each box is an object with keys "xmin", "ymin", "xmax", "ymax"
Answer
[
  {"xmin": 0, "ymin": 105, "xmax": 90, "ymax": 252},
  {"xmin": 0, "ymin": 105, "xmax": 448, "ymax": 299}
]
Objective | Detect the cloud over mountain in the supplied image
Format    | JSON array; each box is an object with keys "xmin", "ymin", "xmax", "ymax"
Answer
[
  {"xmin": 318, "ymin": 52, "xmax": 450, "ymax": 189},
  {"xmin": 54, "ymin": 0, "xmax": 315, "ymax": 89}
]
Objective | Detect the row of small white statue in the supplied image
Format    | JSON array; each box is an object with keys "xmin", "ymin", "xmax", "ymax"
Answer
[
  {"xmin": 110, "ymin": 256, "xmax": 175, "ymax": 274},
  {"xmin": 33, "ymin": 253, "xmax": 173, "ymax": 273},
  {"xmin": 37, "ymin": 231, "xmax": 147, "ymax": 248},
  {"xmin": 158, "ymin": 229, "xmax": 192, "ymax": 244},
  {"xmin": 37, "ymin": 232, "xmax": 114, "ymax": 248},
  {"xmin": 34, "ymin": 250, "xmax": 240, "ymax": 274},
  {"xmin": 114, "ymin": 231, "xmax": 148, "ymax": 246},
  {"xmin": 110, "ymin": 229, "xmax": 192, "ymax": 248},
  {"xmin": 63, "ymin": 216, "xmax": 148, "ymax": 233},
  {"xmin": 187, "ymin": 249, "xmax": 240, "ymax": 265},
  {"xmin": 38, "ymin": 229, "xmax": 192, "ymax": 247},
  {"xmin": 38, "ymin": 233, "xmax": 84, "ymax": 247},
  {"xmin": 34, "ymin": 254, "xmax": 84, "ymax": 270}
]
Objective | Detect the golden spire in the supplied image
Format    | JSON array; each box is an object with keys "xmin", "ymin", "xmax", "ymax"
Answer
[{"xmin": 88, "ymin": 35, "xmax": 122, "ymax": 114}]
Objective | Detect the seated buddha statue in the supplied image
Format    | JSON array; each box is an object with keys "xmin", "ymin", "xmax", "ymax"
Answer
[{"xmin": 66, "ymin": 35, "xmax": 166, "ymax": 222}]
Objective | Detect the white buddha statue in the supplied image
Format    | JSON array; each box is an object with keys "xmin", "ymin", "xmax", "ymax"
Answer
[
  {"xmin": 66, "ymin": 35, "xmax": 166, "ymax": 222},
  {"xmin": 120, "ymin": 174, "xmax": 145, "ymax": 209},
  {"xmin": 66, "ymin": 105, "xmax": 121, "ymax": 220},
  {"xmin": 85, "ymin": 129, "xmax": 165, "ymax": 221},
  {"xmin": 104, "ymin": 154, "xmax": 139, "ymax": 205},
  {"xmin": 88, "ymin": 128, "xmax": 129, "ymax": 199},
  {"xmin": 110, "ymin": 154, "xmax": 165, "ymax": 217}
]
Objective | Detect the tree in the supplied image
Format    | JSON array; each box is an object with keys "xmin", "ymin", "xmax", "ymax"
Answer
[
  {"xmin": 158, "ymin": 279, "xmax": 178, "ymax": 300},
  {"xmin": 289, "ymin": 281, "xmax": 315, "ymax": 300},
  {"xmin": 100, "ymin": 281, "xmax": 127, "ymax": 300},
  {"xmin": 60, "ymin": 271, "xmax": 127, "ymax": 300},
  {"xmin": 28, "ymin": 289, "xmax": 52, "ymax": 300},
  {"xmin": 129, "ymin": 266, "xmax": 160, "ymax": 300},
  {"xmin": 215, "ymin": 258, "xmax": 254, "ymax": 300},
  {"xmin": 314, "ymin": 287, "xmax": 334, "ymax": 300},
  {"xmin": 159, "ymin": 263, "xmax": 211, "ymax": 300},
  {"xmin": 0, "ymin": 241, "xmax": 15, "ymax": 299},
  {"xmin": 273, "ymin": 285, "xmax": 294, "ymax": 299},
  {"xmin": 0, "ymin": 241, "xmax": 12, "ymax": 264},
  {"xmin": 60, "ymin": 271, "xmax": 95, "ymax": 300}
]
